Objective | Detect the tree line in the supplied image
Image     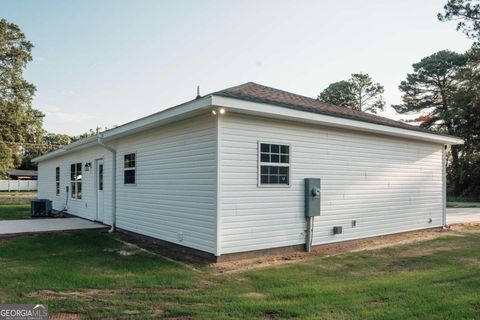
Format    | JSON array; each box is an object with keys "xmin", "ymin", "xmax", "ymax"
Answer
[
  {"xmin": 0, "ymin": 18, "xmax": 102, "ymax": 175},
  {"xmin": 1, "ymin": 1, "xmax": 479, "ymax": 200},
  {"xmin": 317, "ymin": 0, "xmax": 480, "ymax": 200}
]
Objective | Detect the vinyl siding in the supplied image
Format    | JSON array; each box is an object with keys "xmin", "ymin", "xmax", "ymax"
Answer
[
  {"xmin": 37, "ymin": 146, "xmax": 113, "ymax": 225},
  {"xmin": 114, "ymin": 114, "xmax": 217, "ymax": 254},
  {"xmin": 37, "ymin": 114, "xmax": 217, "ymax": 254},
  {"xmin": 218, "ymin": 113, "xmax": 443, "ymax": 254}
]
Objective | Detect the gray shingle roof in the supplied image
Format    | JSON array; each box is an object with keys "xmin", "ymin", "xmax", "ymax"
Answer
[
  {"xmin": 8, "ymin": 169, "xmax": 38, "ymax": 177},
  {"xmin": 213, "ymin": 82, "xmax": 435, "ymax": 135}
]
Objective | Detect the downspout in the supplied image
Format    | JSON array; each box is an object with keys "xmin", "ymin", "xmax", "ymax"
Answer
[
  {"xmin": 442, "ymin": 145, "xmax": 447, "ymax": 228},
  {"xmin": 97, "ymin": 134, "xmax": 116, "ymax": 233}
]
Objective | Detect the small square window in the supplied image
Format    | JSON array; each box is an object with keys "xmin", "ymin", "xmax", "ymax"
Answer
[
  {"xmin": 259, "ymin": 142, "xmax": 290, "ymax": 186},
  {"xmin": 77, "ymin": 182, "xmax": 82, "ymax": 199},
  {"xmin": 279, "ymin": 174, "xmax": 288, "ymax": 184},
  {"xmin": 124, "ymin": 153, "xmax": 136, "ymax": 185},
  {"xmin": 70, "ymin": 162, "xmax": 82, "ymax": 198},
  {"xmin": 261, "ymin": 175, "xmax": 268, "ymax": 184},
  {"xmin": 124, "ymin": 153, "xmax": 136, "ymax": 168},
  {"xmin": 124, "ymin": 170, "xmax": 135, "ymax": 184},
  {"xmin": 55, "ymin": 167, "xmax": 60, "ymax": 195}
]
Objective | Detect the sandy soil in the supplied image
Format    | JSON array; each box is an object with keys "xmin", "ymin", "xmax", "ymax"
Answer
[{"xmin": 211, "ymin": 223, "xmax": 479, "ymax": 274}]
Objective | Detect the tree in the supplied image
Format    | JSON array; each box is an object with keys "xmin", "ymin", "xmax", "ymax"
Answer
[
  {"xmin": 392, "ymin": 50, "xmax": 467, "ymax": 131},
  {"xmin": 19, "ymin": 133, "xmax": 73, "ymax": 170},
  {"xmin": 393, "ymin": 50, "xmax": 468, "ymax": 195},
  {"xmin": 349, "ymin": 73, "xmax": 385, "ymax": 113},
  {"xmin": 317, "ymin": 81, "xmax": 356, "ymax": 108},
  {"xmin": 438, "ymin": 0, "xmax": 480, "ymax": 46},
  {"xmin": 0, "ymin": 19, "xmax": 44, "ymax": 177},
  {"xmin": 72, "ymin": 128, "xmax": 97, "ymax": 142},
  {"xmin": 318, "ymin": 73, "xmax": 385, "ymax": 113},
  {"xmin": 44, "ymin": 133, "xmax": 72, "ymax": 151},
  {"xmin": 447, "ymin": 50, "xmax": 480, "ymax": 197}
]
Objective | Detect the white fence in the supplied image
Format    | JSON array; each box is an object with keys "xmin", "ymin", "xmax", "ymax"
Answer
[{"xmin": 0, "ymin": 180, "xmax": 37, "ymax": 191}]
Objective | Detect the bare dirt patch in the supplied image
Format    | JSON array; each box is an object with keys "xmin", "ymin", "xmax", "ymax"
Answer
[
  {"xmin": 212, "ymin": 225, "xmax": 479, "ymax": 274},
  {"xmin": 458, "ymin": 256, "xmax": 480, "ymax": 267},
  {"xmin": 242, "ymin": 292, "xmax": 267, "ymax": 299},
  {"xmin": 450, "ymin": 222, "xmax": 480, "ymax": 232},
  {"xmin": 104, "ymin": 241, "xmax": 144, "ymax": 256},
  {"xmin": 49, "ymin": 312, "xmax": 83, "ymax": 320},
  {"xmin": 27, "ymin": 289, "xmax": 119, "ymax": 301},
  {"xmin": 164, "ymin": 313, "xmax": 193, "ymax": 320},
  {"xmin": 27, "ymin": 288, "xmax": 194, "ymax": 303},
  {"xmin": 106, "ymin": 238, "xmax": 201, "ymax": 272}
]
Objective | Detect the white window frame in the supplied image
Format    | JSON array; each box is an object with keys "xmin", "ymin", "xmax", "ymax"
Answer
[
  {"xmin": 70, "ymin": 162, "xmax": 82, "ymax": 200},
  {"xmin": 55, "ymin": 166, "xmax": 60, "ymax": 196},
  {"xmin": 257, "ymin": 141, "xmax": 291, "ymax": 188},
  {"xmin": 123, "ymin": 152, "xmax": 136, "ymax": 186}
]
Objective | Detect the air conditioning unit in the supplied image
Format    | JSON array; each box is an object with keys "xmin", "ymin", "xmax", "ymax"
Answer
[{"xmin": 31, "ymin": 199, "xmax": 52, "ymax": 217}]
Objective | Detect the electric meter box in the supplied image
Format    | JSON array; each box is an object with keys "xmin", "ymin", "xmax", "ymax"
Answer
[{"xmin": 305, "ymin": 178, "xmax": 321, "ymax": 217}]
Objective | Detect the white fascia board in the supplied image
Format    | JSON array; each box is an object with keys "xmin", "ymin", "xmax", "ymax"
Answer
[
  {"xmin": 211, "ymin": 95, "xmax": 464, "ymax": 145},
  {"xmin": 100, "ymin": 96, "xmax": 213, "ymax": 141},
  {"xmin": 33, "ymin": 96, "xmax": 213, "ymax": 163},
  {"xmin": 32, "ymin": 136, "xmax": 99, "ymax": 163}
]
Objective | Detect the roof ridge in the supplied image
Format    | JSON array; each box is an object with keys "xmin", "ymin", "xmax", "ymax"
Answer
[{"xmin": 219, "ymin": 82, "xmax": 413, "ymax": 125}]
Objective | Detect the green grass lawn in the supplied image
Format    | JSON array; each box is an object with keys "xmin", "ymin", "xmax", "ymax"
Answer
[
  {"xmin": 0, "ymin": 228, "xmax": 479, "ymax": 319},
  {"xmin": 447, "ymin": 202, "xmax": 480, "ymax": 208},
  {"xmin": 0, "ymin": 193, "xmax": 35, "ymax": 220}
]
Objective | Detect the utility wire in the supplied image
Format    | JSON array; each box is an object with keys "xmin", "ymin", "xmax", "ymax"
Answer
[{"xmin": 1, "ymin": 141, "xmax": 67, "ymax": 147}]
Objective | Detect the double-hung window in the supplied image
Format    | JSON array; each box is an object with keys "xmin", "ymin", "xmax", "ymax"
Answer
[
  {"xmin": 258, "ymin": 142, "xmax": 290, "ymax": 186},
  {"xmin": 124, "ymin": 153, "xmax": 136, "ymax": 184},
  {"xmin": 55, "ymin": 167, "xmax": 60, "ymax": 195},
  {"xmin": 70, "ymin": 163, "xmax": 82, "ymax": 199}
]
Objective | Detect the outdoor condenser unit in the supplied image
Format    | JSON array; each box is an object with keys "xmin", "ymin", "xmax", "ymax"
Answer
[{"xmin": 31, "ymin": 199, "xmax": 52, "ymax": 217}]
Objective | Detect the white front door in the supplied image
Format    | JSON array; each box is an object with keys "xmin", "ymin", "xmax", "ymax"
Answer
[{"xmin": 96, "ymin": 159, "xmax": 104, "ymax": 222}]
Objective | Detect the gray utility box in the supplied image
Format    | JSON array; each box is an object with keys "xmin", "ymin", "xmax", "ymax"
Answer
[{"xmin": 305, "ymin": 178, "xmax": 321, "ymax": 217}]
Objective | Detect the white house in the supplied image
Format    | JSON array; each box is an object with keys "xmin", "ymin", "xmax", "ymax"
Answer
[{"xmin": 34, "ymin": 82, "xmax": 463, "ymax": 260}]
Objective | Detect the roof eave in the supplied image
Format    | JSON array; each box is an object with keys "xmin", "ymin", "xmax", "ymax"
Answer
[
  {"xmin": 32, "ymin": 93, "xmax": 463, "ymax": 164},
  {"xmin": 211, "ymin": 95, "xmax": 464, "ymax": 145},
  {"xmin": 33, "ymin": 96, "xmax": 213, "ymax": 163}
]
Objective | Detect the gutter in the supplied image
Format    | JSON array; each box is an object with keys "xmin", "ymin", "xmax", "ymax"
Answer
[
  {"xmin": 211, "ymin": 96, "xmax": 465, "ymax": 146},
  {"xmin": 97, "ymin": 134, "xmax": 116, "ymax": 233},
  {"xmin": 32, "ymin": 96, "xmax": 212, "ymax": 164}
]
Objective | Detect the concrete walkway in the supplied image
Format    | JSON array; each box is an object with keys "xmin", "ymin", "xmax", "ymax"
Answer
[
  {"xmin": 447, "ymin": 208, "xmax": 480, "ymax": 225},
  {"xmin": 0, "ymin": 218, "xmax": 107, "ymax": 237}
]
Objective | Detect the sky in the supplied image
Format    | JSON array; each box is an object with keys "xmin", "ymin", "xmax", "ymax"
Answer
[{"xmin": 0, "ymin": 0, "xmax": 473, "ymax": 135}]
